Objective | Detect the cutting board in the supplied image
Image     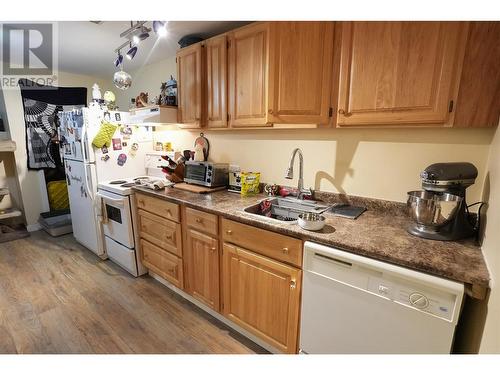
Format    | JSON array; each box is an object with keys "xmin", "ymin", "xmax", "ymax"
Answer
[{"xmin": 174, "ymin": 183, "xmax": 226, "ymax": 194}]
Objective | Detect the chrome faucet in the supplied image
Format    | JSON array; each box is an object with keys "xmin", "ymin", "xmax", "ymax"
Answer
[{"xmin": 285, "ymin": 148, "xmax": 313, "ymax": 199}]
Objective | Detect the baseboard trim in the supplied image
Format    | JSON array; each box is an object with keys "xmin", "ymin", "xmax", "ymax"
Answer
[{"xmin": 149, "ymin": 271, "xmax": 280, "ymax": 354}]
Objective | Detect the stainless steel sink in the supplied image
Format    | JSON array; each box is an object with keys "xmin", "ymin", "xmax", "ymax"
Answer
[{"xmin": 243, "ymin": 197, "xmax": 331, "ymax": 222}]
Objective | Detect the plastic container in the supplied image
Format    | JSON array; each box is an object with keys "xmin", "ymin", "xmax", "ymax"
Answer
[{"xmin": 39, "ymin": 209, "xmax": 73, "ymax": 237}]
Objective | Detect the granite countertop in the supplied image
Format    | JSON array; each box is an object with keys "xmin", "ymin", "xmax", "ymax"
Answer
[{"xmin": 133, "ymin": 186, "xmax": 490, "ymax": 297}]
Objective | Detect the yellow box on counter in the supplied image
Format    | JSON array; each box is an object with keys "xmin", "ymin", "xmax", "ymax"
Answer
[{"xmin": 240, "ymin": 172, "xmax": 260, "ymax": 196}]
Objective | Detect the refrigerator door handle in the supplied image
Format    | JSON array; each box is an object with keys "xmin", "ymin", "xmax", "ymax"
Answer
[
  {"xmin": 82, "ymin": 121, "xmax": 89, "ymax": 162},
  {"xmin": 84, "ymin": 164, "xmax": 95, "ymax": 201}
]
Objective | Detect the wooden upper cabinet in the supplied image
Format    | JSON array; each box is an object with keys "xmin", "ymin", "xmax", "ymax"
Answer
[
  {"xmin": 336, "ymin": 22, "xmax": 468, "ymax": 127},
  {"xmin": 454, "ymin": 22, "xmax": 500, "ymax": 128},
  {"xmin": 268, "ymin": 22, "xmax": 334, "ymax": 125},
  {"xmin": 206, "ymin": 35, "xmax": 228, "ymax": 128},
  {"xmin": 177, "ymin": 42, "xmax": 204, "ymax": 128},
  {"xmin": 228, "ymin": 22, "xmax": 270, "ymax": 127},
  {"xmin": 222, "ymin": 243, "xmax": 301, "ymax": 353},
  {"xmin": 184, "ymin": 229, "xmax": 220, "ymax": 311}
]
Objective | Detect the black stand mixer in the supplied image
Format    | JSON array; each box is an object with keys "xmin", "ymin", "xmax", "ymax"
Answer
[{"xmin": 407, "ymin": 162, "xmax": 479, "ymax": 241}]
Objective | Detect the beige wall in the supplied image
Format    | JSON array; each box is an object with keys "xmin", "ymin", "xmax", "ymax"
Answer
[
  {"xmin": 155, "ymin": 127, "xmax": 494, "ymax": 204},
  {"xmin": 0, "ymin": 71, "xmax": 110, "ymax": 229},
  {"xmin": 114, "ymin": 58, "xmax": 177, "ymax": 110},
  {"xmin": 119, "ymin": 56, "xmax": 494, "ymax": 203},
  {"xmin": 479, "ymin": 123, "xmax": 500, "ymax": 353}
]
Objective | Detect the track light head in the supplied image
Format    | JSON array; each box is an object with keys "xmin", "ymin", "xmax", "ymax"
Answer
[
  {"xmin": 126, "ymin": 46, "xmax": 137, "ymax": 60},
  {"xmin": 153, "ymin": 21, "xmax": 167, "ymax": 37},
  {"xmin": 114, "ymin": 52, "xmax": 123, "ymax": 67}
]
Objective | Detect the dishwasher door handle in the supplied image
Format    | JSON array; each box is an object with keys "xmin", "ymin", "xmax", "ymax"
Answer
[{"xmin": 314, "ymin": 252, "xmax": 353, "ymax": 267}]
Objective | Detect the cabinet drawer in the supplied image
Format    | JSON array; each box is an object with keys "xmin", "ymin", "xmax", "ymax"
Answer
[
  {"xmin": 185, "ymin": 207, "xmax": 218, "ymax": 236},
  {"xmin": 138, "ymin": 209, "xmax": 182, "ymax": 257},
  {"xmin": 136, "ymin": 193, "xmax": 180, "ymax": 223},
  {"xmin": 222, "ymin": 218, "xmax": 302, "ymax": 267},
  {"xmin": 141, "ymin": 239, "xmax": 183, "ymax": 288}
]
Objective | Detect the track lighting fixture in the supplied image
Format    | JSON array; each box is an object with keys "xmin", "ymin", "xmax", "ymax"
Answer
[
  {"xmin": 114, "ymin": 52, "xmax": 123, "ymax": 67},
  {"xmin": 136, "ymin": 26, "xmax": 150, "ymax": 41},
  {"xmin": 153, "ymin": 21, "xmax": 167, "ymax": 37},
  {"xmin": 126, "ymin": 46, "xmax": 138, "ymax": 60}
]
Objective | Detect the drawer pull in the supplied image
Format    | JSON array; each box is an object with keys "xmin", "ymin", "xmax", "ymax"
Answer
[
  {"xmin": 282, "ymin": 247, "xmax": 289, "ymax": 254},
  {"xmin": 290, "ymin": 279, "xmax": 296, "ymax": 289},
  {"xmin": 226, "ymin": 230, "xmax": 232, "ymax": 235},
  {"xmin": 138, "ymin": 199, "xmax": 145, "ymax": 205},
  {"xmin": 166, "ymin": 234, "xmax": 172, "ymax": 240},
  {"xmin": 210, "ymin": 247, "xmax": 216, "ymax": 252},
  {"xmin": 195, "ymin": 218, "xmax": 203, "ymax": 223}
]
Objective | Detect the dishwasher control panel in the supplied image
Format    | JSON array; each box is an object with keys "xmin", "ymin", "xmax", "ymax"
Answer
[{"xmin": 367, "ymin": 276, "xmax": 457, "ymax": 321}]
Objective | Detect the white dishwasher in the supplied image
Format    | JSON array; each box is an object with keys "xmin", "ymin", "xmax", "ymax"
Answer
[{"xmin": 300, "ymin": 241, "xmax": 464, "ymax": 354}]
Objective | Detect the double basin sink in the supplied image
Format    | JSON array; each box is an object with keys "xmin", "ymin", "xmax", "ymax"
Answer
[{"xmin": 243, "ymin": 197, "xmax": 331, "ymax": 222}]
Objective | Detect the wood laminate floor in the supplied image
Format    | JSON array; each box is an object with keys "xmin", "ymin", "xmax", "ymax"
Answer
[{"xmin": 0, "ymin": 231, "xmax": 266, "ymax": 354}]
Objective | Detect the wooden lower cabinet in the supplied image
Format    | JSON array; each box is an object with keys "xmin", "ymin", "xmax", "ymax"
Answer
[
  {"xmin": 222, "ymin": 243, "xmax": 302, "ymax": 353},
  {"xmin": 184, "ymin": 228, "xmax": 220, "ymax": 311},
  {"xmin": 141, "ymin": 239, "xmax": 183, "ymax": 289}
]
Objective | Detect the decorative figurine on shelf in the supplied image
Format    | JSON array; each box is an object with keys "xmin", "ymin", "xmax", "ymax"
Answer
[
  {"xmin": 158, "ymin": 82, "xmax": 167, "ymax": 105},
  {"xmin": 135, "ymin": 92, "xmax": 148, "ymax": 108},
  {"xmin": 103, "ymin": 90, "xmax": 118, "ymax": 110},
  {"xmin": 165, "ymin": 75, "xmax": 177, "ymax": 106},
  {"xmin": 92, "ymin": 83, "xmax": 102, "ymax": 103}
]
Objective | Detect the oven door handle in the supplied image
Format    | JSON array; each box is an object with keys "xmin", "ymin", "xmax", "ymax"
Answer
[{"xmin": 96, "ymin": 192, "xmax": 125, "ymax": 207}]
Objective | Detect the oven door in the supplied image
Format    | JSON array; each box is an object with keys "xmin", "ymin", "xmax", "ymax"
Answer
[{"xmin": 97, "ymin": 189, "xmax": 135, "ymax": 249}]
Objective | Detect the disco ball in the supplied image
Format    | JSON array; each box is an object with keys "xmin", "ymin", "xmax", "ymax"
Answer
[{"xmin": 113, "ymin": 70, "xmax": 132, "ymax": 90}]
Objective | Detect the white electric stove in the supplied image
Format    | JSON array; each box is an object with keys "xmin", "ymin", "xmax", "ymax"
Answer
[{"xmin": 97, "ymin": 176, "xmax": 166, "ymax": 276}]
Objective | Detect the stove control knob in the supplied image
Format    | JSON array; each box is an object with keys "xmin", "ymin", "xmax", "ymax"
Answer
[
  {"xmin": 409, "ymin": 292, "xmax": 429, "ymax": 309},
  {"xmin": 207, "ymin": 178, "xmax": 211, "ymax": 183}
]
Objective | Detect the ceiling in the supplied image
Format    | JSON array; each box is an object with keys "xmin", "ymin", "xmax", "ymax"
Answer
[{"xmin": 56, "ymin": 21, "xmax": 249, "ymax": 78}]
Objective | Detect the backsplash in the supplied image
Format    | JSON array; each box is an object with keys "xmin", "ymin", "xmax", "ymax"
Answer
[{"xmin": 153, "ymin": 127, "xmax": 493, "ymax": 204}]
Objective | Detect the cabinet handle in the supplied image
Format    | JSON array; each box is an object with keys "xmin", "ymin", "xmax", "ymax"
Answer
[
  {"xmin": 195, "ymin": 218, "xmax": 202, "ymax": 223},
  {"xmin": 290, "ymin": 279, "xmax": 297, "ymax": 289},
  {"xmin": 166, "ymin": 234, "xmax": 172, "ymax": 240},
  {"xmin": 211, "ymin": 247, "xmax": 216, "ymax": 252},
  {"xmin": 268, "ymin": 109, "xmax": 274, "ymax": 115},
  {"xmin": 226, "ymin": 230, "xmax": 232, "ymax": 235},
  {"xmin": 338, "ymin": 109, "xmax": 352, "ymax": 117},
  {"xmin": 138, "ymin": 199, "xmax": 145, "ymax": 206},
  {"xmin": 282, "ymin": 247, "xmax": 289, "ymax": 254}
]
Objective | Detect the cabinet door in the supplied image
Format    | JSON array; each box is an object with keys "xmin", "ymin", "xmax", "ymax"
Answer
[
  {"xmin": 206, "ymin": 35, "xmax": 228, "ymax": 128},
  {"xmin": 222, "ymin": 243, "xmax": 301, "ymax": 353},
  {"xmin": 268, "ymin": 22, "xmax": 334, "ymax": 125},
  {"xmin": 184, "ymin": 229, "xmax": 220, "ymax": 311},
  {"xmin": 454, "ymin": 22, "xmax": 500, "ymax": 128},
  {"xmin": 337, "ymin": 22, "xmax": 467, "ymax": 126},
  {"xmin": 177, "ymin": 42, "xmax": 204, "ymax": 128},
  {"xmin": 228, "ymin": 22, "xmax": 270, "ymax": 127}
]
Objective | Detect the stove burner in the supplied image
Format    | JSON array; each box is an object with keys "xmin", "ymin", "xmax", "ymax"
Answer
[
  {"xmin": 121, "ymin": 182, "xmax": 136, "ymax": 187},
  {"xmin": 109, "ymin": 180, "xmax": 127, "ymax": 185}
]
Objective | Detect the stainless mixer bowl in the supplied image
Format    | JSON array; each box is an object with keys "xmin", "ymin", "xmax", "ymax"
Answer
[{"xmin": 407, "ymin": 190, "xmax": 463, "ymax": 229}]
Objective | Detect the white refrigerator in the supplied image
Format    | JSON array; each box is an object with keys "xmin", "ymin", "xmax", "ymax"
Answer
[{"xmin": 58, "ymin": 104, "xmax": 153, "ymax": 258}]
